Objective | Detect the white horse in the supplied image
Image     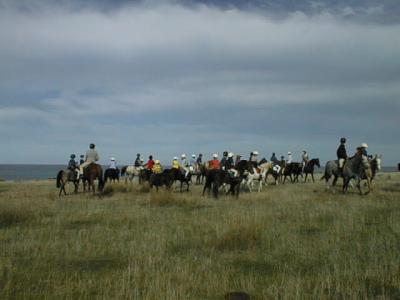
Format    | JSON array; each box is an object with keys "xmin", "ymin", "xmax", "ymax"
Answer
[
  {"xmin": 121, "ymin": 165, "xmax": 143, "ymax": 183},
  {"xmin": 242, "ymin": 167, "xmax": 267, "ymax": 192}
]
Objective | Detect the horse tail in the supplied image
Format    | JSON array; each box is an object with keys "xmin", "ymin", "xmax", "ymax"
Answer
[{"xmin": 56, "ymin": 170, "xmax": 63, "ymax": 188}]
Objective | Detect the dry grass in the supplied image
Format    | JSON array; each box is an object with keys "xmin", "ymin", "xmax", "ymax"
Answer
[{"xmin": 0, "ymin": 173, "xmax": 400, "ymax": 299}]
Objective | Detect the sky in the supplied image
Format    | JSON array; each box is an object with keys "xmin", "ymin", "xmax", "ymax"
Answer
[{"xmin": 0, "ymin": 0, "xmax": 399, "ymax": 165}]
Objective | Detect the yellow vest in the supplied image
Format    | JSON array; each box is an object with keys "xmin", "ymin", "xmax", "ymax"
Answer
[
  {"xmin": 172, "ymin": 160, "xmax": 180, "ymax": 169},
  {"xmin": 152, "ymin": 164, "xmax": 163, "ymax": 174}
]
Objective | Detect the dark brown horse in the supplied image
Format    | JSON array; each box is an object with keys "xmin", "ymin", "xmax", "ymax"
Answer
[
  {"xmin": 303, "ymin": 158, "xmax": 321, "ymax": 183},
  {"xmin": 82, "ymin": 163, "xmax": 104, "ymax": 194},
  {"xmin": 56, "ymin": 169, "xmax": 79, "ymax": 197}
]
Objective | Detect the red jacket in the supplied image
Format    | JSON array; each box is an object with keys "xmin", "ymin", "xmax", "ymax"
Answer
[
  {"xmin": 147, "ymin": 159, "xmax": 155, "ymax": 170},
  {"xmin": 209, "ymin": 159, "xmax": 220, "ymax": 170}
]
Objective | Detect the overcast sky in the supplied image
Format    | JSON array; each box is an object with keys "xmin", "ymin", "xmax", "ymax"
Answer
[{"xmin": 0, "ymin": 0, "xmax": 399, "ymax": 165}]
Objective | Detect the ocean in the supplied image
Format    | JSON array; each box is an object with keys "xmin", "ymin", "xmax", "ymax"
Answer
[{"xmin": 0, "ymin": 164, "xmax": 398, "ymax": 181}]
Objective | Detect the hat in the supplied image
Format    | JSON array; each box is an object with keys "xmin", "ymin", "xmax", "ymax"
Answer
[
  {"xmin": 361, "ymin": 143, "xmax": 368, "ymax": 148},
  {"xmin": 80, "ymin": 154, "xmax": 84, "ymax": 158},
  {"xmin": 213, "ymin": 153, "xmax": 218, "ymax": 158},
  {"xmin": 288, "ymin": 152, "xmax": 292, "ymax": 155},
  {"xmin": 228, "ymin": 152, "xmax": 234, "ymax": 158},
  {"xmin": 199, "ymin": 153, "xmax": 203, "ymax": 156},
  {"xmin": 110, "ymin": 157, "xmax": 115, "ymax": 161},
  {"xmin": 192, "ymin": 154, "xmax": 196, "ymax": 158},
  {"xmin": 173, "ymin": 157, "xmax": 178, "ymax": 160},
  {"xmin": 89, "ymin": 143, "xmax": 95, "ymax": 149},
  {"xmin": 155, "ymin": 160, "xmax": 160, "ymax": 164},
  {"xmin": 253, "ymin": 151, "xmax": 259, "ymax": 155},
  {"xmin": 136, "ymin": 153, "xmax": 140, "ymax": 156},
  {"xmin": 70, "ymin": 154, "xmax": 76, "ymax": 158},
  {"xmin": 140, "ymin": 158, "xmax": 144, "ymax": 162},
  {"xmin": 340, "ymin": 137, "xmax": 346, "ymax": 143},
  {"xmin": 181, "ymin": 154, "xmax": 186, "ymax": 158}
]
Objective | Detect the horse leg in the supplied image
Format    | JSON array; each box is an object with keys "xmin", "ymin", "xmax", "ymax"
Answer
[
  {"xmin": 311, "ymin": 173, "xmax": 315, "ymax": 183},
  {"xmin": 304, "ymin": 173, "xmax": 307, "ymax": 183}
]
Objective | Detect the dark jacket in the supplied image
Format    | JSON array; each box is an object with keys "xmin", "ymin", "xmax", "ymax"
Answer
[
  {"xmin": 68, "ymin": 159, "xmax": 77, "ymax": 170},
  {"xmin": 134, "ymin": 158, "xmax": 141, "ymax": 167},
  {"xmin": 270, "ymin": 154, "xmax": 279, "ymax": 164},
  {"xmin": 337, "ymin": 144, "xmax": 347, "ymax": 159},
  {"xmin": 225, "ymin": 157, "xmax": 234, "ymax": 169}
]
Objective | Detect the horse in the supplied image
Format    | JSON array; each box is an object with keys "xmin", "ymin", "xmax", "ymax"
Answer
[
  {"xmin": 235, "ymin": 160, "xmax": 253, "ymax": 177},
  {"xmin": 369, "ymin": 154, "xmax": 382, "ymax": 181},
  {"xmin": 242, "ymin": 167, "xmax": 267, "ymax": 192},
  {"xmin": 149, "ymin": 169, "xmax": 172, "ymax": 191},
  {"xmin": 56, "ymin": 169, "xmax": 79, "ymax": 197},
  {"xmin": 203, "ymin": 169, "xmax": 241, "ymax": 199},
  {"xmin": 303, "ymin": 158, "xmax": 321, "ymax": 183},
  {"xmin": 104, "ymin": 168, "xmax": 120, "ymax": 183},
  {"xmin": 82, "ymin": 163, "xmax": 104, "ymax": 194},
  {"xmin": 282, "ymin": 162, "xmax": 302, "ymax": 183},
  {"xmin": 322, "ymin": 154, "xmax": 374, "ymax": 194},
  {"xmin": 121, "ymin": 165, "xmax": 142, "ymax": 183},
  {"xmin": 139, "ymin": 168, "xmax": 152, "ymax": 184},
  {"xmin": 169, "ymin": 168, "xmax": 191, "ymax": 192},
  {"xmin": 195, "ymin": 163, "xmax": 207, "ymax": 185},
  {"xmin": 259, "ymin": 162, "xmax": 280, "ymax": 185}
]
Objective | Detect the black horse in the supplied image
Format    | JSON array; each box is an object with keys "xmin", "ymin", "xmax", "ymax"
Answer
[
  {"xmin": 282, "ymin": 162, "xmax": 303, "ymax": 183},
  {"xmin": 303, "ymin": 158, "xmax": 321, "ymax": 183},
  {"xmin": 56, "ymin": 169, "xmax": 79, "ymax": 197},
  {"xmin": 139, "ymin": 169, "xmax": 152, "ymax": 184},
  {"xmin": 104, "ymin": 168, "xmax": 120, "ymax": 183},
  {"xmin": 169, "ymin": 168, "xmax": 191, "ymax": 192},
  {"xmin": 235, "ymin": 160, "xmax": 253, "ymax": 177},
  {"xmin": 203, "ymin": 169, "xmax": 241, "ymax": 199},
  {"xmin": 149, "ymin": 170, "xmax": 172, "ymax": 191}
]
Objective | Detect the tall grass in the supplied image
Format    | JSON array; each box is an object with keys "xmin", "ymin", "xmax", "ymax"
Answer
[{"xmin": 0, "ymin": 174, "xmax": 400, "ymax": 299}]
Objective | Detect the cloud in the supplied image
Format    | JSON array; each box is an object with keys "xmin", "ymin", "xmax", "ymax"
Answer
[{"xmin": 0, "ymin": 1, "xmax": 399, "ymax": 165}]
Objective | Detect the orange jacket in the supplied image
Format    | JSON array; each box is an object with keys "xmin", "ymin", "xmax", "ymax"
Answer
[{"xmin": 209, "ymin": 159, "xmax": 220, "ymax": 170}]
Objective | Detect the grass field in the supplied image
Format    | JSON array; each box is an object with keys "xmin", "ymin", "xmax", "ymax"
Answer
[{"xmin": 1, "ymin": 173, "xmax": 400, "ymax": 299}]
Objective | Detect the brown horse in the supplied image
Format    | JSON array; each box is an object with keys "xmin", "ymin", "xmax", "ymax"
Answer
[
  {"xmin": 56, "ymin": 169, "xmax": 79, "ymax": 197},
  {"xmin": 82, "ymin": 163, "xmax": 104, "ymax": 194}
]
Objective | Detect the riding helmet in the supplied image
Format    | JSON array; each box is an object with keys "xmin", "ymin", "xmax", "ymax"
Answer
[
  {"xmin": 340, "ymin": 137, "xmax": 346, "ymax": 143},
  {"xmin": 361, "ymin": 143, "xmax": 368, "ymax": 148},
  {"xmin": 89, "ymin": 143, "xmax": 95, "ymax": 149},
  {"xmin": 70, "ymin": 154, "xmax": 76, "ymax": 158}
]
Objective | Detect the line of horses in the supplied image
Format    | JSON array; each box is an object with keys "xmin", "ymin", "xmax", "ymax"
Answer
[{"xmin": 56, "ymin": 154, "xmax": 381, "ymax": 197}]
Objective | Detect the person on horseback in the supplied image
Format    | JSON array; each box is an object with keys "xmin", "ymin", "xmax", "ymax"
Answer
[
  {"xmin": 301, "ymin": 150, "xmax": 309, "ymax": 172},
  {"xmin": 68, "ymin": 154, "xmax": 79, "ymax": 180},
  {"xmin": 359, "ymin": 143, "xmax": 370, "ymax": 175},
  {"xmin": 337, "ymin": 137, "xmax": 348, "ymax": 172},
  {"xmin": 152, "ymin": 160, "xmax": 163, "ymax": 174},
  {"xmin": 109, "ymin": 157, "xmax": 117, "ymax": 169},
  {"xmin": 79, "ymin": 155, "xmax": 85, "ymax": 165},
  {"xmin": 134, "ymin": 153, "xmax": 142, "ymax": 167},
  {"xmin": 80, "ymin": 143, "xmax": 99, "ymax": 174},
  {"xmin": 196, "ymin": 153, "xmax": 203, "ymax": 165},
  {"xmin": 287, "ymin": 152, "xmax": 293, "ymax": 164},
  {"xmin": 250, "ymin": 151, "xmax": 259, "ymax": 168},
  {"xmin": 270, "ymin": 153, "xmax": 279, "ymax": 165},
  {"xmin": 181, "ymin": 154, "xmax": 190, "ymax": 178},
  {"xmin": 172, "ymin": 157, "xmax": 181, "ymax": 170},
  {"xmin": 226, "ymin": 152, "xmax": 238, "ymax": 177},
  {"xmin": 146, "ymin": 155, "xmax": 155, "ymax": 170},
  {"xmin": 220, "ymin": 151, "xmax": 228, "ymax": 169},
  {"xmin": 209, "ymin": 154, "xmax": 220, "ymax": 170}
]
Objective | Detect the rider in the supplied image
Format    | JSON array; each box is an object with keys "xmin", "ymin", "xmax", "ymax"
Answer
[
  {"xmin": 196, "ymin": 153, "xmax": 203, "ymax": 165},
  {"xmin": 68, "ymin": 154, "xmax": 79, "ymax": 180},
  {"xmin": 172, "ymin": 157, "xmax": 181, "ymax": 170},
  {"xmin": 190, "ymin": 154, "xmax": 196, "ymax": 172},
  {"xmin": 337, "ymin": 137, "xmax": 348, "ymax": 172},
  {"xmin": 220, "ymin": 151, "xmax": 228, "ymax": 169},
  {"xmin": 152, "ymin": 160, "xmax": 163, "ymax": 174},
  {"xmin": 209, "ymin": 154, "xmax": 220, "ymax": 170},
  {"xmin": 109, "ymin": 157, "xmax": 117, "ymax": 169},
  {"xmin": 360, "ymin": 143, "xmax": 369, "ymax": 172},
  {"xmin": 80, "ymin": 143, "xmax": 99, "ymax": 174},
  {"xmin": 235, "ymin": 154, "xmax": 242, "ymax": 166},
  {"xmin": 79, "ymin": 155, "xmax": 85, "ymax": 166},
  {"xmin": 270, "ymin": 153, "xmax": 279, "ymax": 165},
  {"xmin": 134, "ymin": 153, "xmax": 142, "ymax": 167},
  {"xmin": 301, "ymin": 150, "xmax": 309, "ymax": 172},
  {"xmin": 146, "ymin": 155, "xmax": 155, "ymax": 170},
  {"xmin": 226, "ymin": 152, "xmax": 238, "ymax": 177},
  {"xmin": 287, "ymin": 152, "xmax": 293, "ymax": 164},
  {"xmin": 181, "ymin": 154, "xmax": 190, "ymax": 178},
  {"xmin": 250, "ymin": 151, "xmax": 259, "ymax": 168}
]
